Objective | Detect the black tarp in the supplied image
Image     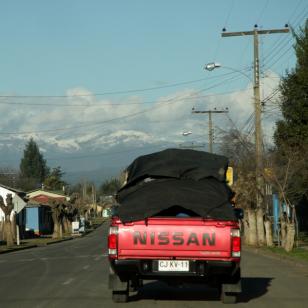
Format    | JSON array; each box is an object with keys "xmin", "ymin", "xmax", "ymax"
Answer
[
  {"xmin": 117, "ymin": 148, "xmax": 236, "ymax": 222},
  {"xmin": 124, "ymin": 148, "xmax": 228, "ymax": 186}
]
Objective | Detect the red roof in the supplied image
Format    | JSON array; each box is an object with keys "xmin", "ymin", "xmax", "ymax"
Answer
[{"xmin": 30, "ymin": 194, "xmax": 66, "ymax": 205}]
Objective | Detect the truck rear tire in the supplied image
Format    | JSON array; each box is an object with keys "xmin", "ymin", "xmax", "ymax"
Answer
[
  {"xmin": 221, "ymin": 291, "xmax": 237, "ymax": 304},
  {"xmin": 112, "ymin": 290, "xmax": 129, "ymax": 303}
]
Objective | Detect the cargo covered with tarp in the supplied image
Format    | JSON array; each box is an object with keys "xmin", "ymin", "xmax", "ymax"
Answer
[{"xmin": 116, "ymin": 148, "xmax": 236, "ymax": 222}]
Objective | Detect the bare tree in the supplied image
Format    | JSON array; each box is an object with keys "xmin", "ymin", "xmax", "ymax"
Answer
[
  {"xmin": 48, "ymin": 200, "xmax": 66, "ymax": 239},
  {"xmin": 70, "ymin": 193, "xmax": 90, "ymax": 219},
  {"xmin": 0, "ymin": 194, "xmax": 15, "ymax": 247},
  {"xmin": 62, "ymin": 202, "xmax": 78, "ymax": 235},
  {"xmin": 220, "ymin": 128, "xmax": 268, "ymax": 247},
  {"xmin": 264, "ymin": 149, "xmax": 301, "ymax": 252}
]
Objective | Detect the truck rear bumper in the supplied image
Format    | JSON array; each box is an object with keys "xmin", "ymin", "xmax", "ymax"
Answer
[{"xmin": 110, "ymin": 259, "xmax": 240, "ymax": 280}]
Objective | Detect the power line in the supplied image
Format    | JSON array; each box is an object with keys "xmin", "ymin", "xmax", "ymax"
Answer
[
  {"xmin": 223, "ymin": 113, "xmax": 255, "ymax": 155},
  {"xmin": 192, "ymin": 108, "xmax": 229, "ymax": 153},
  {"xmin": 256, "ymin": 0, "xmax": 270, "ymax": 24},
  {"xmin": 262, "ymin": 2, "xmax": 306, "ymax": 59},
  {"xmin": 0, "ymin": 74, "xmax": 244, "ymax": 136},
  {"xmin": 241, "ymin": 111, "xmax": 255, "ymax": 132},
  {"xmin": 0, "ymin": 70, "xmax": 242, "ymax": 99},
  {"xmin": 262, "ymin": 7, "xmax": 308, "ymax": 70},
  {"xmin": 265, "ymin": 43, "xmax": 295, "ymax": 70},
  {"xmin": 237, "ymin": 0, "xmax": 272, "ymax": 70},
  {"xmin": 0, "ymin": 87, "xmax": 252, "ymax": 108},
  {"xmin": 211, "ymin": 0, "xmax": 236, "ymax": 62}
]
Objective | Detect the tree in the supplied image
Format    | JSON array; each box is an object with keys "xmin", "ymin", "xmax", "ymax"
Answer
[
  {"xmin": 48, "ymin": 192, "xmax": 93, "ymax": 239},
  {"xmin": 19, "ymin": 138, "xmax": 49, "ymax": 190},
  {"xmin": 70, "ymin": 192, "xmax": 88, "ymax": 218},
  {"xmin": 0, "ymin": 194, "xmax": 15, "ymax": 247},
  {"xmin": 269, "ymin": 21, "xmax": 308, "ymax": 252},
  {"xmin": 99, "ymin": 178, "xmax": 122, "ymax": 196},
  {"xmin": 219, "ymin": 129, "xmax": 268, "ymax": 247},
  {"xmin": 43, "ymin": 166, "xmax": 67, "ymax": 191},
  {"xmin": 219, "ymin": 129, "xmax": 255, "ymax": 168},
  {"xmin": 0, "ymin": 168, "xmax": 18, "ymax": 188},
  {"xmin": 274, "ymin": 20, "xmax": 308, "ymax": 203},
  {"xmin": 48, "ymin": 199, "xmax": 65, "ymax": 239}
]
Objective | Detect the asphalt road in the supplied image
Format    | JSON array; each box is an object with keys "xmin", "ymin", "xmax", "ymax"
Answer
[{"xmin": 1, "ymin": 223, "xmax": 308, "ymax": 308}]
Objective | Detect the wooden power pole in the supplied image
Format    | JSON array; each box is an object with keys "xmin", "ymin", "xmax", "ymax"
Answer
[
  {"xmin": 221, "ymin": 25, "xmax": 289, "ymax": 207},
  {"xmin": 192, "ymin": 109, "xmax": 229, "ymax": 153}
]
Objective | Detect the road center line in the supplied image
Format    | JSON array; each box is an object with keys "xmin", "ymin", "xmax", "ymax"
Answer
[
  {"xmin": 62, "ymin": 278, "xmax": 74, "ymax": 285},
  {"xmin": 20, "ymin": 258, "xmax": 36, "ymax": 262}
]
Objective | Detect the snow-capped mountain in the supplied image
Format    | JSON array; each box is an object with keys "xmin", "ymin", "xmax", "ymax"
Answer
[{"xmin": 0, "ymin": 129, "xmax": 177, "ymax": 184}]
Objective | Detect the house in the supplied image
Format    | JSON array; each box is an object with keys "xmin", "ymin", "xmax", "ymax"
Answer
[
  {"xmin": 25, "ymin": 189, "xmax": 70, "ymax": 236},
  {"xmin": 0, "ymin": 184, "xmax": 28, "ymax": 240}
]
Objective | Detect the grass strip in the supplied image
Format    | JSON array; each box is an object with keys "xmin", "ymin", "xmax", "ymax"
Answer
[{"xmin": 265, "ymin": 246, "xmax": 308, "ymax": 262}]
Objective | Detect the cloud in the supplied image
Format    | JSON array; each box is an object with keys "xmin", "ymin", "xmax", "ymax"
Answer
[{"xmin": 0, "ymin": 71, "xmax": 281, "ymax": 154}]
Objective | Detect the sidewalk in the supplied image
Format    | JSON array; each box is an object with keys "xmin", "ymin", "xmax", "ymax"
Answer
[
  {"xmin": 0, "ymin": 236, "xmax": 73, "ymax": 254},
  {"xmin": 0, "ymin": 217, "xmax": 108, "ymax": 254}
]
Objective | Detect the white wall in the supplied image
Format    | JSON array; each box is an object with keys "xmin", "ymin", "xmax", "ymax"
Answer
[{"xmin": 0, "ymin": 186, "xmax": 21, "ymax": 222}]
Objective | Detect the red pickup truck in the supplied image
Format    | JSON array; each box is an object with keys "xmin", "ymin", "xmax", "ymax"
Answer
[{"xmin": 108, "ymin": 149, "xmax": 242, "ymax": 304}]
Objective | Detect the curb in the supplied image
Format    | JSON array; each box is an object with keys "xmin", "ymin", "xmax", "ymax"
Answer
[
  {"xmin": 243, "ymin": 246, "xmax": 308, "ymax": 271},
  {"xmin": 0, "ymin": 245, "xmax": 38, "ymax": 254},
  {"xmin": 0, "ymin": 221, "xmax": 106, "ymax": 255},
  {"xmin": 45, "ymin": 237, "xmax": 74, "ymax": 245},
  {"xmin": 0, "ymin": 237, "xmax": 74, "ymax": 254}
]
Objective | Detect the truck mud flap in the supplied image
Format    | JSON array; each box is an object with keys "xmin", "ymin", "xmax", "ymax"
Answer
[
  {"xmin": 222, "ymin": 279, "xmax": 242, "ymax": 293},
  {"xmin": 108, "ymin": 273, "xmax": 128, "ymax": 291}
]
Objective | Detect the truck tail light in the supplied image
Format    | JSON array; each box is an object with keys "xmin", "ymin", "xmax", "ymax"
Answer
[
  {"xmin": 231, "ymin": 229, "xmax": 241, "ymax": 258},
  {"xmin": 108, "ymin": 226, "xmax": 118, "ymax": 257}
]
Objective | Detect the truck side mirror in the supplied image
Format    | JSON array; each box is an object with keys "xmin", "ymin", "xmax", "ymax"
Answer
[{"xmin": 234, "ymin": 208, "xmax": 244, "ymax": 220}]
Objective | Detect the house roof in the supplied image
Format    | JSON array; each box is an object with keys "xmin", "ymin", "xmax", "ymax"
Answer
[
  {"xmin": 26, "ymin": 189, "xmax": 70, "ymax": 207},
  {"xmin": 28, "ymin": 194, "xmax": 67, "ymax": 206},
  {"xmin": 0, "ymin": 184, "xmax": 27, "ymax": 199},
  {"xmin": 27, "ymin": 189, "xmax": 70, "ymax": 201},
  {"xmin": 27, "ymin": 188, "xmax": 67, "ymax": 197}
]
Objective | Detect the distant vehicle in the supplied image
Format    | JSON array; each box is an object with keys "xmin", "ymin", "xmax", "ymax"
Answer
[
  {"xmin": 103, "ymin": 208, "xmax": 111, "ymax": 218},
  {"xmin": 107, "ymin": 149, "xmax": 242, "ymax": 304}
]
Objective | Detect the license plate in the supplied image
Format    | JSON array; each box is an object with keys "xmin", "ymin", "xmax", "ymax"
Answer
[{"xmin": 158, "ymin": 260, "xmax": 189, "ymax": 272}]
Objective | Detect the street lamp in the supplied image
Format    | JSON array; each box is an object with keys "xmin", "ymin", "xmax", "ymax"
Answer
[
  {"xmin": 204, "ymin": 62, "xmax": 221, "ymax": 71},
  {"xmin": 204, "ymin": 62, "xmax": 252, "ymax": 82},
  {"xmin": 179, "ymin": 131, "xmax": 206, "ymax": 149}
]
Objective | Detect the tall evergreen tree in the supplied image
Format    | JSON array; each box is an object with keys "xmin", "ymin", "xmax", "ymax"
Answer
[
  {"xmin": 19, "ymin": 138, "xmax": 49, "ymax": 189},
  {"xmin": 274, "ymin": 20, "xmax": 308, "ymax": 201},
  {"xmin": 43, "ymin": 166, "xmax": 67, "ymax": 191}
]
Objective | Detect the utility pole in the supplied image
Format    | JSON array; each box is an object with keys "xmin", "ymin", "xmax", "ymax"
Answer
[
  {"xmin": 92, "ymin": 185, "xmax": 96, "ymax": 205},
  {"xmin": 82, "ymin": 181, "xmax": 87, "ymax": 201},
  {"xmin": 192, "ymin": 108, "xmax": 229, "ymax": 153},
  {"xmin": 221, "ymin": 25, "xmax": 289, "ymax": 207}
]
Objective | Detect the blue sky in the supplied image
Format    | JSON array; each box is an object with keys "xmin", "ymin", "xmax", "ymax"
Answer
[
  {"xmin": 0, "ymin": 0, "xmax": 307, "ymax": 176},
  {"xmin": 0, "ymin": 0, "xmax": 305, "ymax": 96}
]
